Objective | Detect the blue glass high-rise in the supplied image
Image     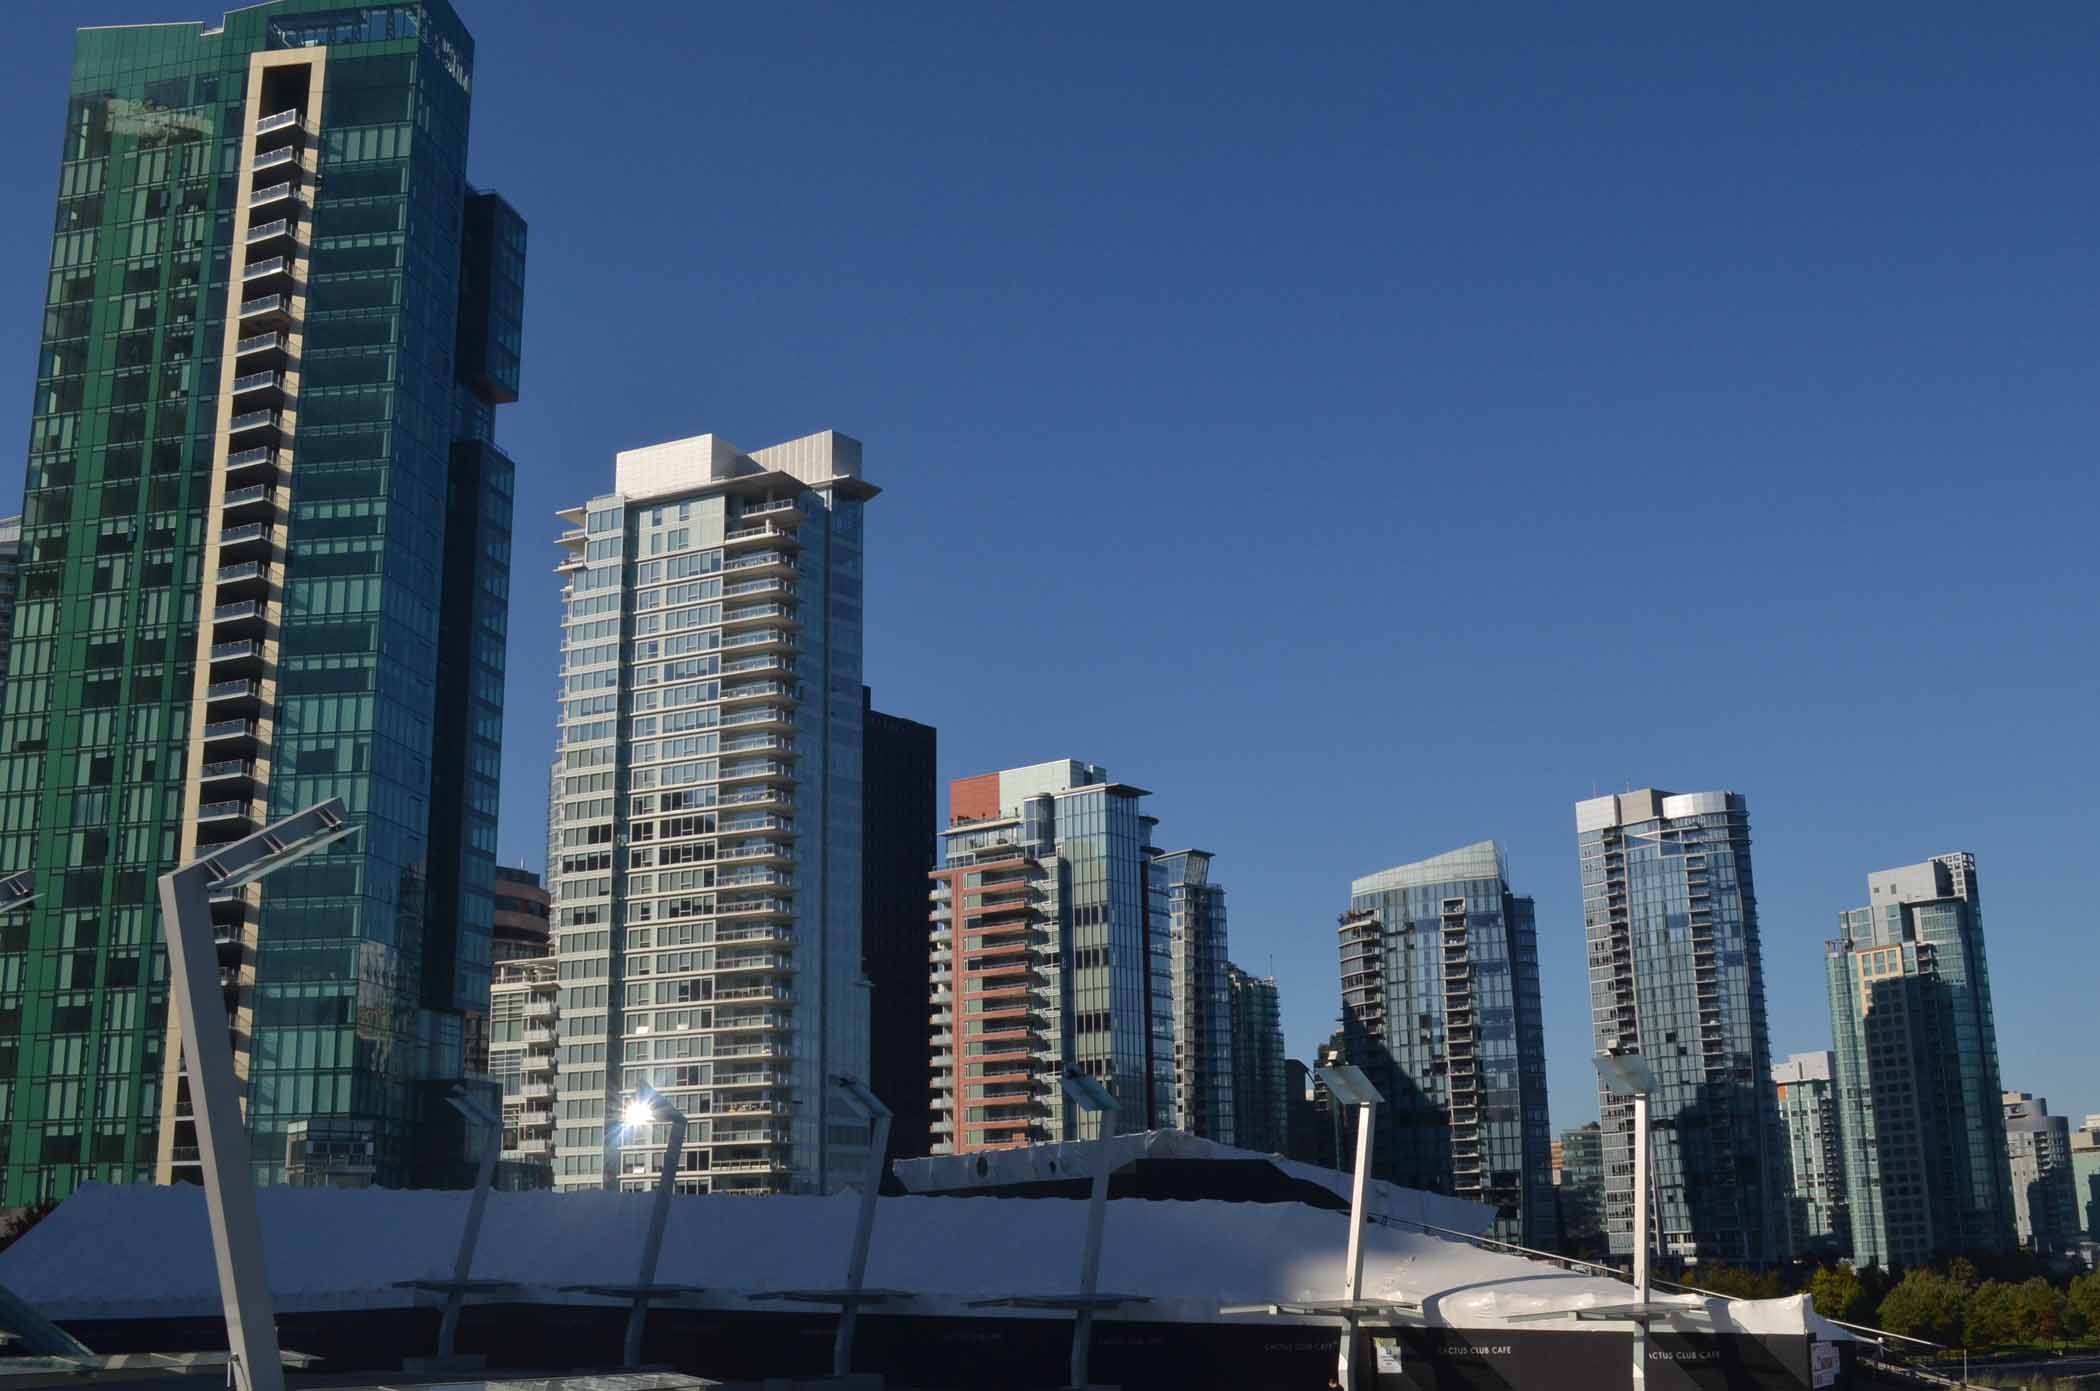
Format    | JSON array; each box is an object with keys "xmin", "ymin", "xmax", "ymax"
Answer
[
  {"xmin": 1576, "ymin": 790, "xmax": 1787, "ymax": 1265},
  {"xmin": 1341, "ymin": 840, "xmax": 1556, "ymax": 1247}
]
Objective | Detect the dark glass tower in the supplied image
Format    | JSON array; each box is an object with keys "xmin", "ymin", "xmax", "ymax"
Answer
[
  {"xmin": 861, "ymin": 687, "xmax": 935, "ymax": 1157},
  {"xmin": 1576, "ymin": 790, "xmax": 1786, "ymax": 1265},
  {"xmin": 1341, "ymin": 840, "xmax": 1556, "ymax": 1247},
  {"xmin": 0, "ymin": 0, "xmax": 524, "ymax": 1201}
]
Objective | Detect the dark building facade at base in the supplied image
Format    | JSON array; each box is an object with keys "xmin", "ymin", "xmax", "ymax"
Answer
[{"xmin": 860, "ymin": 687, "xmax": 935, "ymax": 1156}]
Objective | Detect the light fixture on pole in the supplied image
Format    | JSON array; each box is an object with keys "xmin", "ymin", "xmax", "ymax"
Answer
[
  {"xmin": 963, "ymin": 1069, "xmax": 1148, "ymax": 1389},
  {"xmin": 393, "ymin": 1087, "xmax": 517, "ymax": 1368},
  {"xmin": 1315, "ymin": 1063, "xmax": 1384, "ymax": 1391},
  {"xmin": 1061, "ymin": 1067, "xmax": 1118, "ymax": 1391},
  {"xmin": 161, "ymin": 799, "xmax": 356, "ymax": 1391},
  {"xmin": 620, "ymin": 1082, "xmax": 687, "ymax": 1368},
  {"xmin": 1595, "ymin": 1050, "xmax": 1657, "ymax": 1391},
  {"xmin": 752, "ymin": 1076, "xmax": 901, "ymax": 1373}
]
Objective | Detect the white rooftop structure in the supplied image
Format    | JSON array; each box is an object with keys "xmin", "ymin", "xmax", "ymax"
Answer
[
  {"xmin": 0, "ymin": 1180, "xmax": 1843, "ymax": 1344},
  {"xmin": 1351, "ymin": 840, "xmax": 1509, "ymax": 898}
]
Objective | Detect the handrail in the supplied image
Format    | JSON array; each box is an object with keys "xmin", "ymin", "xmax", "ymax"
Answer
[{"xmin": 1363, "ymin": 1210, "xmax": 1939, "ymax": 1351}]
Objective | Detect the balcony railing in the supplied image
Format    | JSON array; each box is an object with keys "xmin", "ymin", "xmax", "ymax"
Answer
[
  {"xmin": 255, "ymin": 108, "xmax": 301, "ymax": 136},
  {"xmin": 230, "ymin": 371, "xmax": 281, "ymax": 395},
  {"xmin": 201, "ymin": 719, "xmax": 259, "ymax": 741},
  {"xmin": 199, "ymin": 799, "xmax": 252, "ymax": 821},
  {"xmin": 209, "ymin": 639, "xmax": 262, "ymax": 661},
  {"xmin": 241, "ymin": 255, "xmax": 289, "ymax": 281},
  {"xmin": 206, "ymin": 679, "xmax": 261, "ymax": 702},
  {"xmin": 245, "ymin": 219, "xmax": 291, "ymax": 246},
  {"xmin": 250, "ymin": 146, "xmax": 296, "ymax": 174},
  {"xmin": 237, "ymin": 293, "xmax": 287, "ymax": 318},
  {"xmin": 249, "ymin": 181, "xmax": 294, "ymax": 208},
  {"xmin": 218, "ymin": 523, "xmax": 268, "ymax": 548},
  {"xmin": 234, "ymin": 331, "xmax": 286, "ymax": 357},
  {"xmin": 200, "ymin": 759, "xmax": 254, "ymax": 781},
  {"xmin": 226, "ymin": 446, "xmax": 276, "ymax": 470},
  {"xmin": 721, "ymin": 629, "xmax": 794, "ymax": 651},
  {"xmin": 217, "ymin": 562, "xmax": 266, "ymax": 586},
  {"xmin": 227, "ymin": 410, "xmax": 277, "ymax": 434}
]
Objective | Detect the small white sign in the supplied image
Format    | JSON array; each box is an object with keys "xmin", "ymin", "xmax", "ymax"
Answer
[
  {"xmin": 1374, "ymin": 1337, "xmax": 1404, "ymax": 1374},
  {"xmin": 1810, "ymin": 1341, "xmax": 1840, "ymax": 1388}
]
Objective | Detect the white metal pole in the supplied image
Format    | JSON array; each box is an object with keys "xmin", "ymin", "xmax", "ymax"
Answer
[
  {"xmin": 833, "ymin": 1109, "xmax": 892, "ymax": 1376},
  {"xmin": 1071, "ymin": 1099, "xmax": 1118, "ymax": 1390},
  {"xmin": 1631, "ymin": 1088, "xmax": 1650, "ymax": 1391},
  {"xmin": 437, "ymin": 1094, "xmax": 502, "ymax": 1359},
  {"xmin": 1338, "ymin": 1097, "xmax": 1376, "ymax": 1391},
  {"xmin": 160, "ymin": 865, "xmax": 284, "ymax": 1391},
  {"xmin": 624, "ymin": 1110, "xmax": 687, "ymax": 1368}
]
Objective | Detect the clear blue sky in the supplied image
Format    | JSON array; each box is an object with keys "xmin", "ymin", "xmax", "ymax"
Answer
[{"xmin": 3, "ymin": 3, "xmax": 2095, "ymax": 1134}]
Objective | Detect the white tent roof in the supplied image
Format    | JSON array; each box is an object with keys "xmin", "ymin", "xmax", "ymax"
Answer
[{"xmin": 0, "ymin": 1182, "xmax": 1839, "ymax": 1341}]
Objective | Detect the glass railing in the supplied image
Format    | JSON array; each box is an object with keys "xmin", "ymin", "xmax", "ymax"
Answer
[
  {"xmin": 719, "ymin": 760, "xmax": 786, "ymax": 780},
  {"xmin": 241, "ymin": 255, "xmax": 288, "ymax": 280},
  {"xmin": 713, "ymin": 926, "xmax": 792, "ymax": 946},
  {"xmin": 199, "ymin": 759, "xmax": 253, "ymax": 780},
  {"xmin": 723, "ymin": 524, "xmax": 796, "ymax": 544},
  {"xmin": 206, "ymin": 679, "xmax": 259, "ymax": 701},
  {"xmin": 209, "ymin": 639, "xmax": 260, "ymax": 660},
  {"xmin": 720, "ymin": 707, "xmax": 789, "ymax": 728},
  {"xmin": 722, "ymin": 604, "xmax": 793, "ymax": 624},
  {"xmin": 255, "ymin": 108, "xmax": 301, "ymax": 136},
  {"xmin": 217, "ymin": 562, "xmax": 264, "ymax": 584},
  {"xmin": 198, "ymin": 799, "xmax": 250, "ymax": 820},
  {"xmin": 244, "ymin": 219, "xmax": 290, "ymax": 245},
  {"xmin": 724, "ymin": 551, "xmax": 794, "ymax": 573},
  {"xmin": 226, "ymin": 446, "xmax": 274, "ymax": 469},
  {"xmin": 211, "ymin": 601, "xmax": 261, "ymax": 623},
  {"xmin": 230, "ymin": 371, "xmax": 279, "ymax": 394},
  {"xmin": 250, "ymin": 180, "xmax": 294, "ymax": 205},
  {"xmin": 201, "ymin": 718, "xmax": 257, "ymax": 740},
  {"xmin": 227, "ymin": 410, "xmax": 275, "ymax": 433},
  {"xmin": 722, "ymin": 578, "xmax": 791, "ymax": 598},
  {"xmin": 720, "ymin": 735, "xmax": 787, "ymax": 755},
  {"xmin": 236, "ymin": 294, "xmax": 286, "ymax": 317},
  {"xmin": 234, "ymin": 331, "xmax": 284, "ymax": 356},
  {"xmin": 218, "ymin": 523, "xmax": 267, "ymax": 547},
  {"xmin": 740, "ymin": 498, "xmax": 799, "ymax": 517},
  {"xmin": 717, "ymin": 870, "xmax": 789, "ymax": 889},
  {"xmin": 721, "ymin": 629, "xmax": 792, "ymax": 650},
  {"xmin": 250, "ymin": 146, "xmax": 295, "ymax": 172},
  {"xmin": 716, "ymin": 895, "xmax": 792, "ymax": 916}
]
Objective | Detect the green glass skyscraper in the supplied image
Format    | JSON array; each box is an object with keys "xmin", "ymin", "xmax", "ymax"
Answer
[
  {"xmin": 1826, "ymin": 853, "xmax": 2014, "ymax": 1267},
  {"xmin": 1, "ymin": 0, "xmax": 524, "ymax": 1202}
]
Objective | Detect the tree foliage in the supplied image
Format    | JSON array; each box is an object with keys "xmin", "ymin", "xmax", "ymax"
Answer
[
  {"xmin": 2068, "ymin": 1273, "xmax": 2100, "ymax": 1338},
  {"xmin": 1692, "ymin": 1263, "xmax": 1784, "ymax": 1300},
  {"xmin": 1877, "ymin": 1268, "xmax": 1968, "ymax": 1347},
  {"xmin": 1808, "ymin": 1263, "xmax": 1869, "ymax": 1323}
]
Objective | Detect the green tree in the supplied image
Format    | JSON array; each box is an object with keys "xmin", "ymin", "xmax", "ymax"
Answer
[
  {"xmin": 1809, "ymin": 1263, "xmax": 1868, "ymax": 1322},
  {"xmin": 2066, "ymin": 1272, "xmax": 2100, "ymax": 1340},
  {"xmin": 1693, "ymin": 1263, "xmax": 1783, "ymax": 1300},
  {"xmin": 1878, "ymin": 1268, "xmax": 1968, "ymax": 1346},
  {"xmin": 2008, "ymin": 1277, "xmax": 2068, "ymax": 1345},
  {"xmin": 1964, "ymin": 1281, "xmax": 2017, "ymax": 1347},
  {"xmin": 1945, "ymin": 1256, "xmax": 1981, "ymax": 1291}
]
